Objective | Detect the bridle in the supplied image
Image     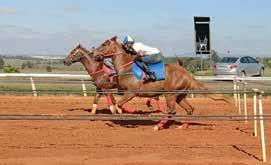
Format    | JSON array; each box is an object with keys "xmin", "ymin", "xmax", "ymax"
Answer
[
  {"xmin": 73, "ymin": 48, "xmax": 105, "ymax": 76},
  {"xmin": 98, "ymin": 39, "xmax": 123, "ymax": 58},
  {"xmin": 97, "ymin": 39, "xmax": 133, "ymax": 71}
]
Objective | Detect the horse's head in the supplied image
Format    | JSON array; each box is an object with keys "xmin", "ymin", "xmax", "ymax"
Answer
[
  {"xmin": 92, "ymin": 36, "xmax": 121, "ymax": 61},
  {"xmin": 64, "ymin": 44, "xmax": 92, "ymax": 66}
]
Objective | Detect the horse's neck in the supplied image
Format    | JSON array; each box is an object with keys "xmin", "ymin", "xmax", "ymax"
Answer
[
  {"xmin": 80, "ymin": 56, "xmax": 102, "ymax": 79},
  {"xmin": 113, "ymin": 46, "xmax": 133, "ymax": 74}
]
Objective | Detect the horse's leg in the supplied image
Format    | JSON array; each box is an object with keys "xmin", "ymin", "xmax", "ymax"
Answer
[
  {"xmin": 91, "ymin": 88, "xmax": 102, "ymax": 114},
  {"xmin": 106, "ymin": 93, "xmax": 115, "ymax": 114},
  {"xmin": 145, "ymin": 96, "xmax": 164, "ymax": 112},
  {"xmin": 109, "ymin": 93, "xmax": 117, "ymax": 114},
  {"xmin": 176, "ymin": 94, "xmax": 194, "ymax": 129},
  {"xmin": 145, "ymin": 97, "xmax": 152, "ymax": 108},
  {"xmin": 116, "ymin": 93, "xmax": 136, "ymax": 114},
  {"xmin": 153, "ymin": 94, "xmax": 176, "ymax": 131},
  {"xmin": 153, "ymin": 96, "xmax": 164, "ymax": 112}
]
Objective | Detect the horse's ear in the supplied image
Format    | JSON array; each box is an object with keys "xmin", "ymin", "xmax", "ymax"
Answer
[
  {"xmin": 102, "ymin": 40, "xmax": 110, "ymax": 46},
  {"xmin": 110, "ymin": 36, "xmax": 117, "ymax": 41},
  {"xmin": 77, "ymin": 44, "xmax": 81, "ymax": 48}
]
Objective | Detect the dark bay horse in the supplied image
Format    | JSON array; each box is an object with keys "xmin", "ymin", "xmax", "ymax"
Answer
[
  {"xmin": 93, "ymin": 36, "xmax": 231, "ymax": 130},
  {"xmin": 64, "ymin": 44, "xmax": 163, "ymax": 114}
]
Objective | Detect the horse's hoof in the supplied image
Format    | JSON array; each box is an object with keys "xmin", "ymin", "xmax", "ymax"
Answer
[
  {"xmin": 91, "ymin": 104, "xmax": 97, "ymax": 114},
  {"xmin": 187, "ymin": 109, "xmax": 194, "ymax": 115},
  {"xmin": 109, "ymin": 105, "xmax": 115, "ymax": 114},
  {"xmin": 153, "ymin": 125, "xmax": 160, "ymax": 131},
  {"xmin": 116, "ymin": 106, "xmax": 122, "ymax": 114},
  {"xmin": 176, "ymin": 123, "xmax": 189, "ymax": 129},
  {"xmin": 153, "ymin": 125, "xmax": 163, "ymax": 131}
]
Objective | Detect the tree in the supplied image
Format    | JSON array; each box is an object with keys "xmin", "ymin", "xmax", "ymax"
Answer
[
  {"xmin": 21, "ymin": 63, "xmax": 26, "ymax": 69},
  {"xmin": 0, "ymin": 57, "xmax": 4, "ymax": 69},
  {"xmin": 3, "ymin": 65, "xmax": 20, "ymax": 73},
  {"xmin": 46, "ymin": 66, "xmax": 52, "ymax": 72},
  {"xmin": 26, "ymin": 61, "xmax": 34, "ymax": 68},
  {"xmin": 210, "ymin": 50, "xmax": 220, "ymax": 63}
]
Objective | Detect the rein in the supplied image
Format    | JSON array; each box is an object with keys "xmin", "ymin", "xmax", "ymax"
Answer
[
  {"xmin": 99, "ymin": 39, "xmax": 123, "ymax": 58},
  {"xmin": 81, "ymin": 50, "xmax": 105, "ymax": 76},
  {"xmin": 99, "ymin": 40, "xmax": 134, "ymax": 70}
]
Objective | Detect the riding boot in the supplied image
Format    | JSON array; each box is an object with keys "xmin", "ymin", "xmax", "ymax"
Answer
[{"xmin": 135, "ymin": 60, "xmax": 156, "ymax": 82}]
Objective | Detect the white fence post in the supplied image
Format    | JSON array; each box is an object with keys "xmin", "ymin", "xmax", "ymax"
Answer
[
  {"xmin": 253, "ymin": 89, "xmax": 258, "ymax": 137},
  {"xmin": 233, "ymin": 77, "xmax": 237, "ymax": 107},
  {"xmin": 30, "ymin": 77, "xmax": 37, "ymax": 97},
  {"xmin": 81, "ymin": 79, "xmax": 87, "ymax": 97},
  {"xmin": 237, "ymin": 80, "xmax": 241, "ymax": 115},
  {"xmin": 258, "ymin": 91, "xmax": 267, "ymax": 162},
  {"xmin": 243, "ymin": 82, "xmax": 248, "ymax": 123}
]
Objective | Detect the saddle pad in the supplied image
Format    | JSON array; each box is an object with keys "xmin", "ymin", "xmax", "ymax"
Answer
[
  {"xmin": 102, "ymin": 64, "xmax": 116, "ymax": 76},
  {"xmin": 132, "ymin": 61, "xmax": 165, "ymax": 81}
]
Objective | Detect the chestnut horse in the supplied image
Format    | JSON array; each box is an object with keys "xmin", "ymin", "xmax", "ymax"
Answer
[
  {"xmin": 93, "ymin": 36, "xmax": 230, "ymax": 130},
  {"xmin": 64, "ymin": 44, "xmax": 163, "ymax": 114},
  {"xmin": 64, "ymin": 44, "xmax": 118, "ymax": 114}
]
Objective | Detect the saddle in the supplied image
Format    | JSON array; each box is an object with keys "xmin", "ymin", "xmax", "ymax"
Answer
[
  {"xmin": 132, "ymin": 61, "xmax": 165, "ymax": 81},
  {"xmin": 102, "ymin": 64, "xmax": 117, "ymax": 83}
]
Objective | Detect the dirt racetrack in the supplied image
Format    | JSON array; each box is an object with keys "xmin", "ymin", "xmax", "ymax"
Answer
[{"xmin": 0, "ymin": 96, "xmax": 270, "ymax": 165}]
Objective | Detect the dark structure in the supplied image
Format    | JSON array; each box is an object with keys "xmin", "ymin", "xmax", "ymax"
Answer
[
  {"xmin": 194, "ymin": 17, "xmax": 211, "ymax": 54},
  {"xmin": 194, "ymin": 16, "xmax": 211, "ymax": 70}
]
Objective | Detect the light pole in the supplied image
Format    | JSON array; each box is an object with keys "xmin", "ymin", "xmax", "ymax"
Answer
[{"xmin": 50, "ymin": 58, "xmax": 53, "ymax": 72}]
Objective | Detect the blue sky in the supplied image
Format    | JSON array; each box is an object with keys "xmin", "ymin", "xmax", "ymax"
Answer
[{"xmin": 0, "ymin": 0, "xmax": 271, "ymax": 56}]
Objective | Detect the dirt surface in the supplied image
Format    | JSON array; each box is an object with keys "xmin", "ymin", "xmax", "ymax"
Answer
[{"xmin": 0, "ymin": 96, "xmax": 270, "ymax": 165}]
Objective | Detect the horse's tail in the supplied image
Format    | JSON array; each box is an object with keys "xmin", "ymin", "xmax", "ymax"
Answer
[
  {"xmin": 189, "ymin": 78, "xmax": 232, "ymax": 104},
  {"xmin": 190, "ymin": 77, "xmax": 207, "ymax": 90},
  {"xmin": 175, "ymin": 56, "xmax": 183, "ymax": 66},
  {"xmin": 207, "ymin": 94, "xmax": 232, "ymax": 104}
]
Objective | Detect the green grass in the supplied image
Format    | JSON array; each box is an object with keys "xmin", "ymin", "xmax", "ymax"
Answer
[
  {"xmin": 194, "ymin": 70, "xmax": 213, "ymax": 76},
  {"xmin": 0, "ymin": 77, "xmax": 97, "ymax": 96}
]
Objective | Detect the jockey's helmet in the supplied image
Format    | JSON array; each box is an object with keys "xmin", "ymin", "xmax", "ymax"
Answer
[{"xmin": 123, "ymin": 35, "xmax": 135, "ymax": 45}]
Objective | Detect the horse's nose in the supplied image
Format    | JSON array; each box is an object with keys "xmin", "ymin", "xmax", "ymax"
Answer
[{"xmin": 63, "ymin": 59, "xmax": 70, "ymax": 66}]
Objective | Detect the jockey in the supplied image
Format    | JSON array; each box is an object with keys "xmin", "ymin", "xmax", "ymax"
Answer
[{"xmin": 122, "ymin": 35, "xmax": 163, "ymax": 82}]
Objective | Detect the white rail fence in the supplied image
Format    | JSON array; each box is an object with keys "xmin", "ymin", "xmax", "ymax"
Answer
[{"xmin": 1, "ymin": 73, "xmax": 271, "ymax": 97}]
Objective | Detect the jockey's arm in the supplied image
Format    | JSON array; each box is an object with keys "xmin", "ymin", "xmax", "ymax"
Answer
[{"xmin": 136, "ymin": 50, "xmax": 145, "ymax": 56}]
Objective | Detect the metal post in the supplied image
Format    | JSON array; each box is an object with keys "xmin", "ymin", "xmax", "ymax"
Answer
[
  {"xmin": 209, "ymin": 53, "xmax": 212, "ymax": 70},
  {"xmin": 258, "ymin": 91, "xmax": 267, "ymax": 162},
  {"xmin": 50, "ymin": 58, "xmax": 53, "ymax": 72},
  {"xmin": 243, "ymin": 82, "xmax": 248, "ymax": 123},
  {"xmin": 233, "ymin": 77, "xmax": 237, "ymax": 107},
  {"xmin": 253, "ymin": 90, "xmax": 258, "ymax": 137},
  {"xmin": 200, "ymin": 51, "xmax": 203, "ymax": 71},
  {"xmin": 81, "ymin": 79, "xmax": 87, "ymax": 97},
  {"xmin": 30, "ymin": 77, "xmax": 37, "ymax": 97},
  {"xmin": 237, "ymin": 81, "xmax": 241, "ymax": 115}
]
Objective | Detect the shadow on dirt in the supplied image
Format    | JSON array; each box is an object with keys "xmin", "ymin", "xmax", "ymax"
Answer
[
  {"xmin": 67, "ymin": 108, "xmax": 112, "ymax": 114},
  {"xmin": 66, "ymin": 108, "xmax": 161, "ymax": 114},
  {"xmin": 107, "ymin": 120, "xmax": 214, "ymax": 129},
  {"xmin": 66, "ymin": 108, "xmax": 214, "ymax": 129},
  {"xmin": 231, "ymin": 145, "xmax": 261, "ymax": 161}
]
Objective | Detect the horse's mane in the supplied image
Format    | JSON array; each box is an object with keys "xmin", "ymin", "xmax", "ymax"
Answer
[
  {"xmin": 111, "ymin": 39, "xmax": 134, "ymax": 61},
  {"xmin": 72, "ymin": 44, "xmax": 94, "ymax": 58}
]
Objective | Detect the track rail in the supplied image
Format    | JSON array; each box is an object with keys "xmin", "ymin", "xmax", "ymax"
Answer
[{"xmin": 1, "ymin": 114, "xmax": 271, "ymax": 121}]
